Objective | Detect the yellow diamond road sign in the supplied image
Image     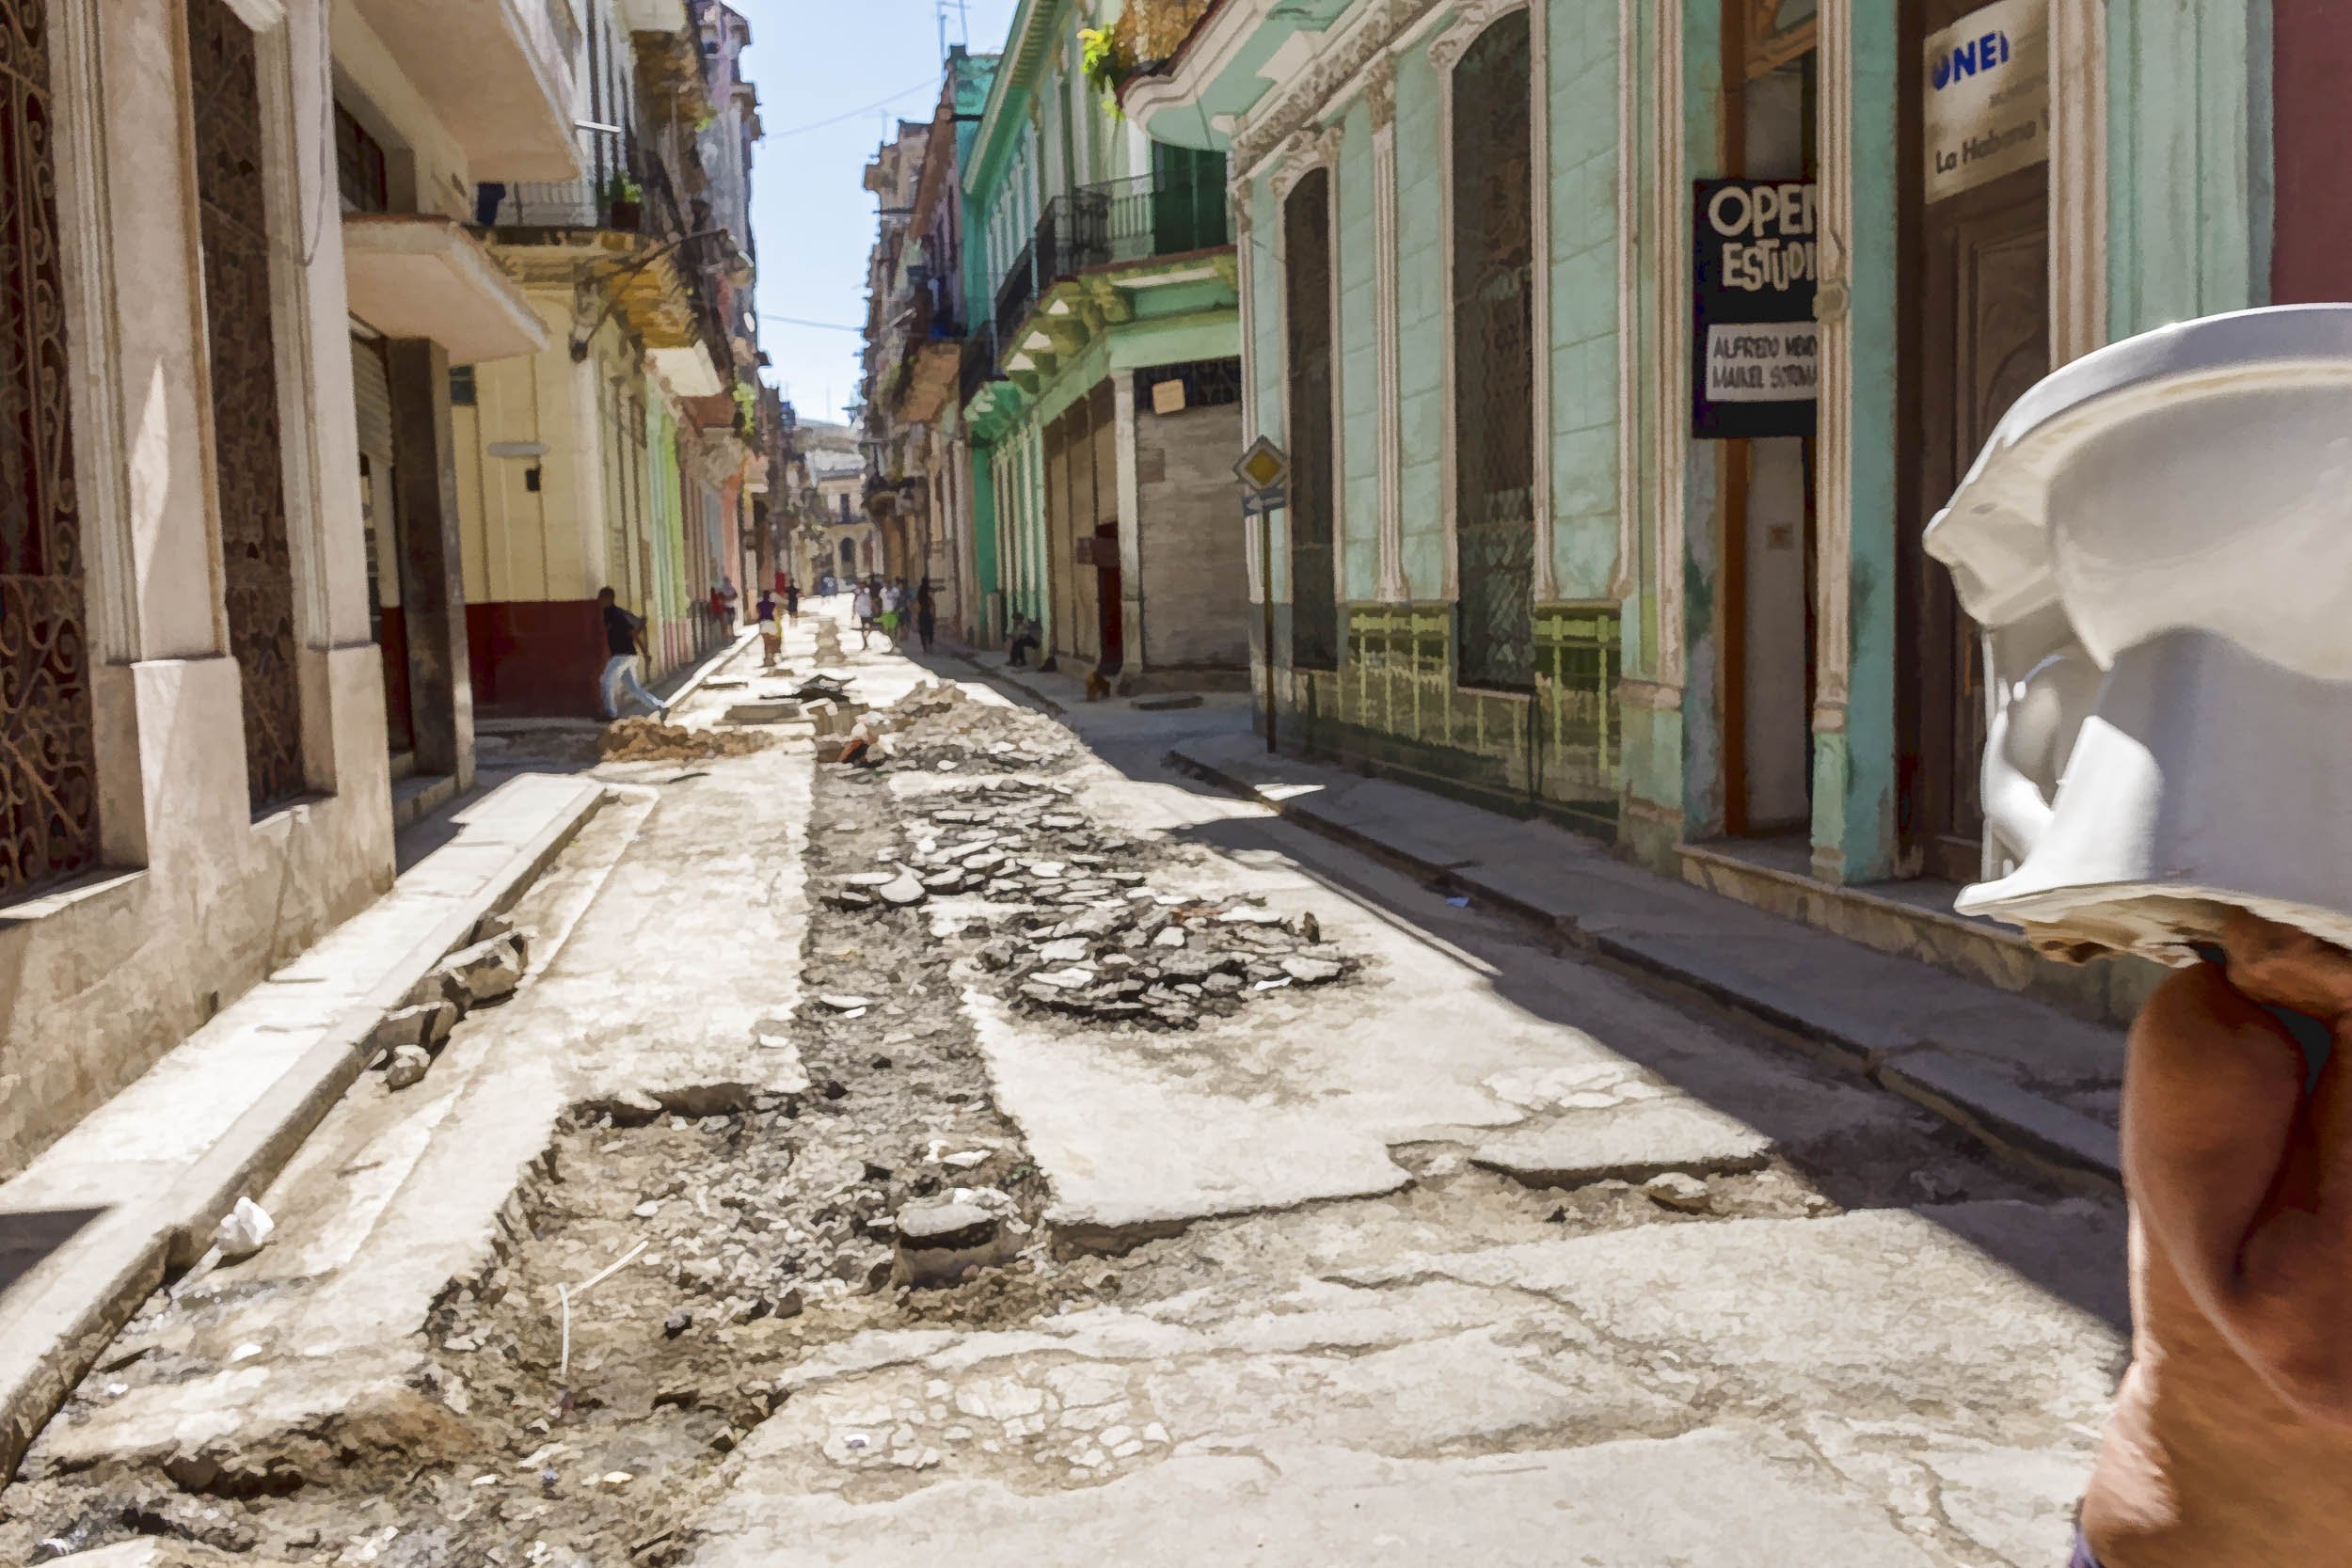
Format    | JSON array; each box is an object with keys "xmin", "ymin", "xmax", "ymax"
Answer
[{"xmin": 1233, "ymin": 436, "xmax": 1288, "ymax": 493}]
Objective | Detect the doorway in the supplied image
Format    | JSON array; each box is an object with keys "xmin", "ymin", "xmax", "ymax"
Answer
[
  {"xmin": 352, "ymin": 332, "xmax": 415, "ymax": 759},
  {"xmin": 1094, "ymin": 522, "xmax": 1122, "ymax": 673},
  {"xmin": 1722, "ymin": 29, "xmax": 1820, "ymax": 836},
  {"xmin": 1899, "ymin": 0, "xmax": 2050, "ymax": 882}
]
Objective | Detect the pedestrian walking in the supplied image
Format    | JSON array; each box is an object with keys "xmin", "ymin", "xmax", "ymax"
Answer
[
  {"xmin": 755, "ymin": 589, "xmax": 780, "ymax": 667},
  {"xmin": 596, "ymin": 586, "xmax": 665, "ymax": 720},
  {"xmin": 852, "ymin": 579, "xmax": 877, "ymax": 650},
  {"xmin": 784, "ymin": 578, "xmax": 802, "ymax": 626},
  {"xmin": 915, "ymin": 579, "xmax": 937, "ymax": 653},
  {"xmin": 878, "ymin": 578, "xmax": 901, "ymax": 641}
]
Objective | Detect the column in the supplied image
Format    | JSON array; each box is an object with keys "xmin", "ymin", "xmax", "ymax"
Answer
[
  {"xmin": 388, "ymin": 339, "xmax": 475, "ymax": 790},
  {"xmin": 1112, "ymin": 372, "xmax": 1146, "ymax": 676},
  {"xmin": 1370, "ymin": 62, "xmax": 1407, "ymax": 602},
  {"xmin": 1809, "ymin": 0, "xmax": 1900, "ymax": 883}
]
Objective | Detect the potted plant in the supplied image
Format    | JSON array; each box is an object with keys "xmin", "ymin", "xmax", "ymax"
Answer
[{"xmin": 603, "ymin": 173, "xmax": 644, "ymax": 231}]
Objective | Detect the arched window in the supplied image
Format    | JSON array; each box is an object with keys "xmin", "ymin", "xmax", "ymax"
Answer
[
  {"xmin": 1283, "ymin": 166, "xmax": 1337, "ymax": 671},
  {"xmin": 1450, "ymin": 8, "xmax": 1534, "ymax": 689},
  {"xmin": 0, "ymin": 0, "xmax": 96, "ymax": 896}
]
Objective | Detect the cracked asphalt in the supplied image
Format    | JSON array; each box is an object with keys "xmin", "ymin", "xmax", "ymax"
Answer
[{"xmin": 2, "ymin": 603, "xmax": 2128, "ymax": 1568}]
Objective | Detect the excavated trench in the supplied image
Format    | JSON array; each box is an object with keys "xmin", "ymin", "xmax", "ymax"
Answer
[{"xmin": 0, "ymin": 689, "xmax": 2069, "ymax": 1567}]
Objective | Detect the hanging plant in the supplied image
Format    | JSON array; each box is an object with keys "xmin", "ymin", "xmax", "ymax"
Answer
[{"xmin": 1077, "ymin": 24, "xmax": 1135, "ymax": 117}]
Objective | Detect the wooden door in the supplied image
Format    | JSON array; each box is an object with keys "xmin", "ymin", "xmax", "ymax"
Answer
[{"xmin": 1903, "ymin": 0, "xmax": 2048, "ymax": 883}]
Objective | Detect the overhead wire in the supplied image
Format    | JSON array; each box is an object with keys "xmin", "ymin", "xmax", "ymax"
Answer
[{"xmin": 766, "ymin": 75, "xmax": 940, "ymax": 141}]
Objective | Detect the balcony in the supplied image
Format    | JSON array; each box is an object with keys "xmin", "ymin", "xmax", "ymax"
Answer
[
  {"xmin": 989, "ymin": 169, "xmax": 1232, "ymax": 350},
  {"xmin": 474, "ymin": 150, "xmax": 729, "ymax": 383},
  {"xmin": 348, "ymin": 0, "xmax": 582, "ymax": 181},
  {"xmin": 958, "ymin": 325, "xmax": 1002, "ymax": 409},
  {"xmin": 889, "ymin": 277, "xmax": 967, "ymax": 426}
]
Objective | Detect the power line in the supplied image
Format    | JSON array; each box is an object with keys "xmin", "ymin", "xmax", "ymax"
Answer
[
  {"xmin": 767, "ymin": 75, "xmax": 937, "ymax": 140},
  {"xmin": 759, "ymin": 312, "xmax": 866, "ymax": 333}
]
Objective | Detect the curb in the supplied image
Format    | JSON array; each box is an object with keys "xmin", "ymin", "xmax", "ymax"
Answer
[
  {"xmin": 658, "ymin": 629, "xmax": 759, "ymax": 710},
  {"xmin": 950, "ymin": 651, "xmax": 1069, "ymax": 717},
  {"xmin": 0, "ymin": 781, "xmax": 606, "ymax": 1486},
  {"xmin": 1168, "ymin": 741, "xmax": 2122, "ymax": 1192}
]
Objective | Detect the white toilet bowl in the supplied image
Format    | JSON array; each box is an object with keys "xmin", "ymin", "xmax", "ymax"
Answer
[{"xmin": 1925, "ymin": 304, "xmax": 2352, "ymax": 961}]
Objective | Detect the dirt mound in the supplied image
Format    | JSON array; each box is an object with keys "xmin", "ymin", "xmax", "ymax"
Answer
[{"xmin": 597, "ymin": 719, "xmax": 772, "ymax": 764}]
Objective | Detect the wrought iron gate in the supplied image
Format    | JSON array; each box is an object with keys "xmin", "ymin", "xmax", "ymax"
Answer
[
  {"xmin": 1451, "ymin": 10, "xmax": 1535, "ymax": 690},
  {"xmin": 189, "ymin": 0, "xmax": 304, "ymax": 811},
  {"xmin": 0, "ymin": 0, "xmax": 96, "ymax": 896},
  {"xmin": 1283, "ymin": 167, "xmax": 1337, "ymax": 671}
]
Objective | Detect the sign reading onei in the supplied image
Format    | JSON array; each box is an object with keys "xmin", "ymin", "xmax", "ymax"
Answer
[
  {"xmin": 1692, "ymin": 178, "xmax": 1819, "ymax": 440},
  {"xmin": 1923, "ymin": 0, "xmax": 2050, "ymax": 204}
]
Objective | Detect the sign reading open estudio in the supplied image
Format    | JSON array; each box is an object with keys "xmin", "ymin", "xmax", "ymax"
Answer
[{"xmin": 1692, "ymin": 178, "xmax": 1818, "ymax": 440}]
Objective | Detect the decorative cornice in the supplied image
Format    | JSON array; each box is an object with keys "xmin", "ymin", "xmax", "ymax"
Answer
[
  {"xmin": 1231, "ymin": 0, "xmax": 1443, "ymax": 175},
  {"xmin": 1429, "ymin": 0, "xmax": 1524, "ymax": 71},
  {"xmin": 1365, "ymin": 55, "xmax": 1396, "ymax": 130},
  {"xmin": 1269, "ymin": 123, "xmax": 1343, "ymax": 200}
]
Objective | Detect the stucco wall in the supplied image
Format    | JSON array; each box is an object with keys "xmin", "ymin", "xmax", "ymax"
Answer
[
  {"xmin": 1137, "ymin": 393, "xmax": 1250, "ymax": 670},
  {"xmin": 2, "ymin": 0, "xmax": 393, "ymax": 1178}
]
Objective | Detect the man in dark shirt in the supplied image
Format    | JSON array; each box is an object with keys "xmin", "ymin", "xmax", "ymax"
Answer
[{"xmin": 597, "ymin": 586, "xmax": 666, "ymax": 721}]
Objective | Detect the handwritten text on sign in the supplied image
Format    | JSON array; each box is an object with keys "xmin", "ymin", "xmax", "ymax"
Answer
[{"xmin": 1706, "ymin": 324, "xmax": 1820, "ymax": 403}]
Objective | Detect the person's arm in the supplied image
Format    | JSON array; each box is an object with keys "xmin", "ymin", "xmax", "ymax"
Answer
[{"xmin": 2125, "ymin": 960, "xmax": 2352, "ymax": 1422}]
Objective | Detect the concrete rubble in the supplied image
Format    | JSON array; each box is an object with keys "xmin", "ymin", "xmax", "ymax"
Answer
[{"xmin": 0, "ymin": 618, "xmax": 2130, "ymax": 1568}]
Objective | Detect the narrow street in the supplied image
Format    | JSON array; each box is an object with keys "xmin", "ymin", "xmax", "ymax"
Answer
[{"xmin": 3, "ymin": 601, "xmax": 2125, "ymax": 1568}]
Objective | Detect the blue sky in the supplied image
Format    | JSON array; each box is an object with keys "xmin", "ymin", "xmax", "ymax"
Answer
[{"xmin": 736, "ymin": 0, "xmax": 1025, "ymax": 426}]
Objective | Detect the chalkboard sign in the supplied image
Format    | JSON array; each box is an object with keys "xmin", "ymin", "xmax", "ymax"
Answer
[{"xmin": 1692, "ymin": 179, "xmax": 1820, "ymax": 439}]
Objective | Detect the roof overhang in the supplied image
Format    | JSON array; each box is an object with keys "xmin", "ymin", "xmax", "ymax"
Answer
[
  {"xmin": 650, "ymin": 342, "xmax": 726, "ymax": 397},
  {"xmin": 347, "ymin": 0, "xmax": 581, "ymax": 180},
  {"xmin": 1122, "ymin": 0, "xmax": 1353, "ymax": 150},
  {"xmin": 342, "ymin": 214, "xmax": 548, "ymax": 364},
  {"xmin": 623, "ymin": 0, "xmax": 688, "ymax": 29}
]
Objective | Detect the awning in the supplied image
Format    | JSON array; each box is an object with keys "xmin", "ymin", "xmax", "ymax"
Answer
[{"xmin": 342, "ymin": 214, "xmax": 548, "ymax": 365}]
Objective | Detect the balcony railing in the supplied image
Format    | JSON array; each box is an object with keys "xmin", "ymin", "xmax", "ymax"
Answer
[
  {"xmin": 989, "ymin": 169, "xmax": 1231, "ymax": 347},
  {"xmin": 474, "ymin": 144, "xmax": 686, "ymax": 238},
  {"xmin": 959, "ymin": 323, "xmax": 1001, "ymax": 406}
]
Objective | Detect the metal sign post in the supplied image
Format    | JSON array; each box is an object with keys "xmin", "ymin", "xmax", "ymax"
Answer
[{"xmin": 1234, "ymin": 438, "xmax": 1291, "ymax": 754}]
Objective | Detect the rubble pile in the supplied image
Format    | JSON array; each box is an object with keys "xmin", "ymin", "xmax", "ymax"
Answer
[
  {"xmin": 985, "ymin": 894, "xmax": 1349, "ymax": 1029},
  {"xmin": 365, "ymin": 911, "xmax": 529, "ymax": 1091},
  {"xmin": 597, "ymin": 718, "xmax": 775, "ymax": 763},
  {"xmin": 826, "ymin": 782, "xmax": 1356, "ymax": 1030},
  {"xmin": 849, "ymin": 681, "xmax": 1072, "ymax": 775}
]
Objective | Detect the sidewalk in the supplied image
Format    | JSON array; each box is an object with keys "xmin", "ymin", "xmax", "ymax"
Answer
[
  {"xmin": 0, "ymin": 771, "xmax": 605, "ymax": 1481},
  {"xmin": 1164, "ymin": 731, "xmax": 2126, "ymax": 1192}
]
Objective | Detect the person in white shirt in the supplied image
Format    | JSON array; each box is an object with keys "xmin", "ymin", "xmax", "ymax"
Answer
[{"xmin": 852, "ymin": 581, "xmax": 877, "ymax": 649}]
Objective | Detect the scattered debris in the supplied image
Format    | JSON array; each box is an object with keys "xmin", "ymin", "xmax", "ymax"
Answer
[
  {"xmin": 437, "ymin": 934, "xmax": 527, "ymax": 1006},
  {"xmin": 214, "ymin": 1197, "xmax": 276, "ymax": 1262},
  {"xmin": 1642, "ymin": 1172, "xmax": 1713, "ymax": 1213},
  {"xmin": 893, "ymin": 1196, "xmax": 1020, "ymax": 1288},
  {"xmin": 598, "ymin": 718, "xmax": 774, "ymax": 764},
  {"xmin": 384, "ymin": 1044, "xmax": 433, "ymax": 1090}
]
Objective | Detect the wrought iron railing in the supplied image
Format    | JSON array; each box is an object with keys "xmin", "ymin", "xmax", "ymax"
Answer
[
  {"xmin": 989, "ymin": 170, "xmax": 1231, "ymax": 345},
  {"xmin": 959, "ymin": 323, "xmax": 1001, "ymax": 406},
  {"xmin": 474, "ymin": 143, "xmax": 686, "ymax": 239},
  {"xmin": 993, "ymin": 235, "xmax": 1041, "ymax": 348}
]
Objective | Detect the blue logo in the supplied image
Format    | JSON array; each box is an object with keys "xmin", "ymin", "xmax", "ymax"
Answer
[{"xmin": 1931, "ymin": 29, "xmax": 2011, "ymax": 90}]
